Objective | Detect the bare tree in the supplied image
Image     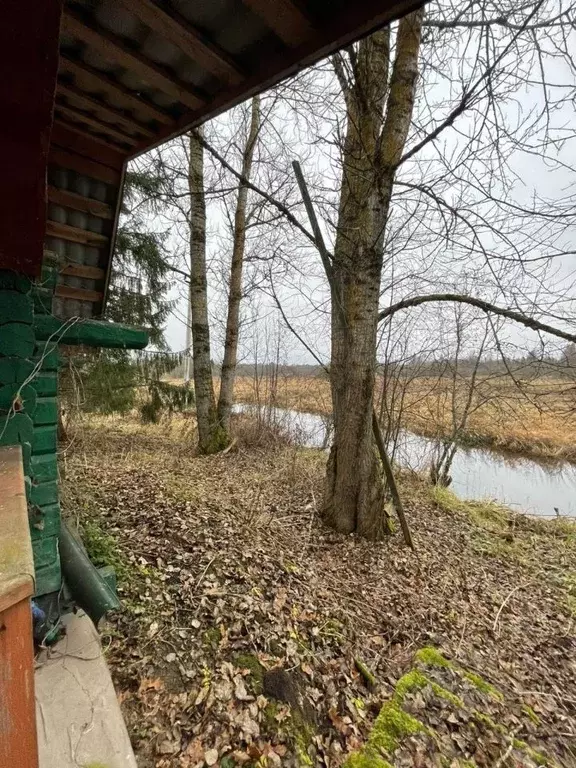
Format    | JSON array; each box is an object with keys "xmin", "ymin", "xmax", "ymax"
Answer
[
  {"xmin": 188, "ymin": 129, "xmax": 228, "ymax": 454},
  {"xmin": 217, "ymin": 96, "xmax": 261, "ymax": 433},
  {"xmin": 322, "ymin": 11, "xmax": 425, "ymax": 539}
]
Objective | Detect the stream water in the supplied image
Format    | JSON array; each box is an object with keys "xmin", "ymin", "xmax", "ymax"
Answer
[{"xmin": 234, "ymin": 404, "xmax": 576, "ymax": 519}]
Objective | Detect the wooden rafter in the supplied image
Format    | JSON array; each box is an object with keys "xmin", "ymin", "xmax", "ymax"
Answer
[
  {"xmin": 62, "ymin": 10, "xmax": 205, "ymax": 110},
  {"xmin": 47, "ymin": 186, "xmax": 113, "ymax": 220},
  {"xmin": 242, "ymin": 0, "xmax": 313, "ymax": 46},
  {"xmin": 55, "ymin": 284, "xmax": 103, "ymax": 303},
  {"xmin": 59, "ymin": 55, "xmax": 172, "ymax": 125},
  {"xmin": 116, "ymin": 0, "xmax": 243, "ymax": 84},
  {"xmin": 53, "ymin": 118, "xmax": 129, "ymax": 156},
  {"xmin": 46, "ymin": 220, "xmax": 109, "ymax": 247},
  {"xmin": 59, "ymin": 263, "xmax": 106, "ymax": 281},
  {"xmin": 57, "ymin": 82, "xmax": 154, "ymax": 138},
  {"xmin": 55, "ymin": 103, "xmax": 139, "ymax": 146}
]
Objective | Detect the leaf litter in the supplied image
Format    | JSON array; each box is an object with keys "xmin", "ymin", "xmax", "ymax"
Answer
[{"xmin": 61, "ymin": 415, "xmax": 576, "ymax": 767}]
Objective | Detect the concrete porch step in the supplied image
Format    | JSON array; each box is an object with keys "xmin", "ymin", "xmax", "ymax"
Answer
[{"xmin": 35, "ymin": 612, "xmax": 137, "ymax": 768}]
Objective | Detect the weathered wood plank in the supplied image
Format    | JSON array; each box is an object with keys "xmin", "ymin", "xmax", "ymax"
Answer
[
  {"xmin": 57, "ymin": 82, "xmax": 154, "ymax": 137},
  {"xmin": 55, "ymin": 103, "xmax": 139, "ymax": 146},
  {"xmin": 46, "ymin": 220, "xmax": 108, "ymax": 246},
  {"xmin": 48, "ymin": 186, "xmax": 113, "ymax": 219},
  {"xmin": 54, "ymin": 285, "xmax": 103, "ymax": 304},
  {"xmin": 59, "ymin": 55, "xmax": 172, "ymax": 125},
  {"xmin": 49, "ymin": 147, "xmax": 121, "ymax": 185},
  {"xmin": 59, "ymin": 263, "xmax": 105, "ymax": 280}
]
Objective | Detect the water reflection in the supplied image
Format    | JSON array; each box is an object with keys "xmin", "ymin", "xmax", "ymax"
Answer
[{"xmin": 233, "ymin": 404, "xmax": 576, "ymax": 519}]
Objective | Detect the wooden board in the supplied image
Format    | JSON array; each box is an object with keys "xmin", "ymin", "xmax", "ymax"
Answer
[
  {"xmin": 48, "ymin": 186, "xmax": 113, "ymax": 219},
  {"xmin": 48, "ymin": 147, "xmax": 121, "ymax": 185},
  {"xmin": 59, "ymin": 55, "xmax": 172, "ymax": 125},
  {"xmin": 55, "ymin": 103, "xmax": 138, "ymax": 146},
  {"xmin": 57, "ymin": 82, "xmax": 154, "ymax": 138},
  {"xmin": 46, "ymin": 220, "xmax": 108, "ymax": 246},
  {"xmin": 55, "ymin": 284, "xmax": 103, "ymax": 303},
  {"xmin": 50, "ymin": 122, "xmax": 125, "ymax": 170},
  {"xmin": 59, "ymin": 263, "xmax": 105, "ymax": 280},
  {"xmin": 116, "ymin": 0, "xmax": 243, "ymax": 84}
]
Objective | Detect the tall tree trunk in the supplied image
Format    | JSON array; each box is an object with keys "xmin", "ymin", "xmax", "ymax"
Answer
[
  {"xmin": 323, "ymin": 11, "xmax": 424, "ymax": 539},
  {"xmin": 188, "ymin": 129, "xmax": 228, "ymax": 453},
  {"xmin": 217, "ymin": 96, "xmax": 261, "ymax": 431}
]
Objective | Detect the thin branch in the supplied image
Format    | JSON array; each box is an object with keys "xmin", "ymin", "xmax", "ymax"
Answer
[{"xmin": 194, "ymin": 131, "xmax": 317, "ymax": 247}]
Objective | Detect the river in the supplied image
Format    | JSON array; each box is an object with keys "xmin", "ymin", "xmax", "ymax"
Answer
[{"xmin": 233, "ymin": 404, "xmax": 576, "ymax": 519}]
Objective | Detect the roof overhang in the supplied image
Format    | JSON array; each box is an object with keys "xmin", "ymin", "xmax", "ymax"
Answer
[{"xmin": 7, "ymin": 0, "xmax": 424, "ymax": 316}]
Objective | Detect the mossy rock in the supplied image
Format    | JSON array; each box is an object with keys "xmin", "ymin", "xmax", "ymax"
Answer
[{"xmin": 344, "ymin": 647, "xmax": 556, "ymax": 768}]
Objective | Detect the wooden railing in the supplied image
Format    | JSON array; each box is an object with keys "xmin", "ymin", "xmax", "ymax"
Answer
[{"xmin": 0, "ymin": 445, "xmax": 38, "ymax": 768}]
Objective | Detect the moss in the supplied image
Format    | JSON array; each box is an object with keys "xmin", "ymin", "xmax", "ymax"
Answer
[
  {"xmin": 370, "ymin": 700, "xmax": 426, "ymax": 754},
  {"xmin": 414, "ymin": 646, "xmax": 451, "ymax": 668},
  {"xmin": 463, "ymin": 671, "xmax": 503, "ymax": 702},
  {"xmin": 344, "ymin": 752, "xmax": 393, "ymax": 768},
  {"xmin": 202, "ymin": 626, "xmax": 221, "ymax": 653},
  {"xmin": 395, "ymin": 669, "xmax": 464, "ymax": 709},
  {"xmin": 431, "ymin": 486, "xmax": 510, "ymax": 531},
  {"xmin": 521, "ymin": 704, "xmax": 541, "ymax": 725},
  {"xmin": 472, "ymin": 710, "xmax": 500, "ymax": 731},
  {"xmin": 233, "ymin": 652, "xmax": 264, "ymax": 694},
  {"xmin": 262, "ymin": 699, "xmax": 314, "ymax": 764}
]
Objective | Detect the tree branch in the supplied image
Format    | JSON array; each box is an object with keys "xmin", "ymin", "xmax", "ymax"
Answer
[
  {"xmin": 194, "ymin": 131, "xmax": 317, "ymax": 248},
  {"xmin": 378, "ymin": 293, "xmax": 576, "ymax": 344}
]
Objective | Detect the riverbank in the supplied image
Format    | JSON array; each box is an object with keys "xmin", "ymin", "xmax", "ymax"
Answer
[
  {"xmin": 230, "ymin": 375, "xmax": 576, "ymax": 463},
  {"xmin": 61, "ymin": 413, "xmax": 576, "ymax": 767}
]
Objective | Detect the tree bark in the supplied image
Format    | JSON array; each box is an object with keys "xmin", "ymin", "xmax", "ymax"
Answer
[
  {"xmin": 217, "ymin": 96, "xmax": 261, "ymax": 432},
  {"xmin": 188, "ymin": 130, "xmax": 228, "ymax": 453},
  {"xmin": 323, "ymin": 12, "xmax": 424, "ymax": 539}
]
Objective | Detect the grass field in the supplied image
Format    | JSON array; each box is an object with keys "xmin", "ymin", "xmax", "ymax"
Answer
[{"xmin": 230, "ymin": 373, "xmax": 576, "ymax": 462}]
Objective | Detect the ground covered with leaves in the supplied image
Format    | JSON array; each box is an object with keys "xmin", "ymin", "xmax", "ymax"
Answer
[{"xmin": 60, "ymin": 414, "xmax": 576, "ymax": 767}]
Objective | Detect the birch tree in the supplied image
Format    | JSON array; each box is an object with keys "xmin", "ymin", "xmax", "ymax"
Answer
[
  {"xmin": 217, "ymin": 95, "xmax": 261, "ymax": 433},
  {"xmin": 188, "ymin": 129, "xmax": 228, "ymax": 454}
]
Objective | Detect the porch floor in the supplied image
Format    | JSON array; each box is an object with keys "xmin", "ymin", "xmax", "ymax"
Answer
[{"xmin": 35, "ymin": 611, "xmax": 137, "ymax": 768}]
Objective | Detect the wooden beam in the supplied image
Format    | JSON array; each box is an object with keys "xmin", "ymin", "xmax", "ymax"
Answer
[
  {"xmin": 46, "ymin": 220, "xmax": 109, "ymax": 247},
  {"xmin": 59, "ymin": 263, "xmax": 105, "ymax": 280},
  {"xmin": 242, "ymin": 0, "xmax": 313, "ymax": 46},
  {"xmin": 48, "ymin": 186, "xmax": 113, "ymax": 219},
  {"xmin": 49, "ymin": 147, "xmax": 121, "ymax": 185},
  {"xmin": 51, "ymin": 121, "xmax": 126, "ymax": 169},
  {"xmin": 55, "ymin": 103, "xmax": 138, "ymax": 146},
  {"xmin": 57, "ymin": 82, "xmax": 154, "ymax": 138},
  {"xmin": 59, "ymin": 55, "xmax": 172, "ymax": 125},
  {"xmin": 55, "ymin": 285, "xmax": 103, "ymax": 303},
  {"xmin": 116, "ymin": 0, "xmax": 243, "ymax": 84},
  {"xmin": 63, "ymin": 10, "xmax": 206, "ymax": 110},
  {"xmin": 54, "ymin": 117, "xmax": 129, "ymax": 154}
]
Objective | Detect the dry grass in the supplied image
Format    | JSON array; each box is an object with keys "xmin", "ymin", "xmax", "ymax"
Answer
[{"xmin": 229, "ymin": 374, "xmax": 576, "ymax": 462}]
